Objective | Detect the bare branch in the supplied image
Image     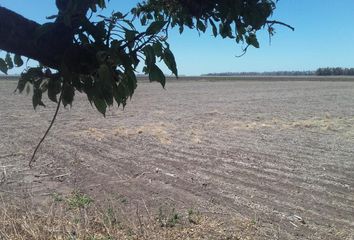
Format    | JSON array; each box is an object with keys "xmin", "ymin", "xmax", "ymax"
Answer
[
  {"xmin": 29, "ymin": 86, "xmax": 63, "ymax": 168},
  {"xmin": 266, "ymin": 20, "xmax": 295, "ymax": 31}
]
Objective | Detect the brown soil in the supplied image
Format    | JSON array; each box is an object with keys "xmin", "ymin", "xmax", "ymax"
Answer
[{"xmin": 1, "ymin": 78, "xmax": 354, "ymax": 239}]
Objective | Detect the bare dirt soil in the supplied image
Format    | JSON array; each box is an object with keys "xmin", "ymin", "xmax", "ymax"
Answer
[{"xmin": 1, "ymin": 78, "xmax": 354, "ymax": 239}]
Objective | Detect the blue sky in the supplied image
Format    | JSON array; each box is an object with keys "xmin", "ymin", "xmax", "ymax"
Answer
[{"xmin": 1, "ymin": 0, "xmax": 353, "ymax": 75}]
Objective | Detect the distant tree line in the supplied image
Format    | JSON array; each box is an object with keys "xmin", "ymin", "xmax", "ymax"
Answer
[
  {"xmin": 202, "ymin": 71, "xmax": 315, "ymax": 76},
  {"xmin": 203, "ymin": 68, "xmax": 354, "ymax": 77},
  {"xmin": 315, "ymin": 67, "xmax": 354, "ymax": 76}
]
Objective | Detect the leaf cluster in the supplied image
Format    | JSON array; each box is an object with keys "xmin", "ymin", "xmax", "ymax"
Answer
[
  {"xmin": 133, "ymin": 0, "xmax": 279, "ymax": 49},
  {"xmin": 10, "ymin": 1, "xmax": 178, "ymax": 115},
  {"xmin": 0, "ymin": 53, "xmax": 23, "ymax": 75}
]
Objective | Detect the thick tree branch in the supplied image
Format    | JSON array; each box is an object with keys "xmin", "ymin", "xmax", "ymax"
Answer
[
  {"xmin": 0, "ymin": 7, "xmax": 62, "ymax": 69},
  {"xmin": 0, "ymin": 6, "xmax": 97, "ymax": 74}
]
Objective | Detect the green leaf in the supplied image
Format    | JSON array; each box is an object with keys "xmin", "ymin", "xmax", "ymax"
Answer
[
  {"xmin": 97, "ymin": 0, "xmax": 106, "ymax": 8},
  {"xmin": 125, "ymin": 68, "xmax": 137, "ymax": 97},
  {"xmin": 236, "ymin": 34, "xmax": 243, "ymax": 43},
  {"xmin": 96, "ymin": 21, "xmax": 106, "ymax": 39},
  {"xmin": 62, "ymin": 84, "xmax": 75, "ymax": 107},
  {"xmin": 179, "ymin": 25, "xmax": 184, "ymax": 34},
  {"xmin": 153, "ymin": 42, "xmax": 163, "ymax": 57},
  {"xmin": 47, "ymin": 77, "xmax": 61, "ymax": 103},
  {"xmin": 113, "ymin": 12, "xmax": 124, "ymax": 19},
  {"xmin": 149, "ymin": 65, "xmax": 166, "ymax": 88},
  {"xmin": 236, "ymin": 20, "xmax": 246, "ymax": 36},
  {"xmin": 0, "ymin": 59, "xmax": 8, "ymax": 74},
  {"xmin": 113, "ymin": 83, "xmax": 126, "ymax": 107},
  {"xmin": 98, "ymin": 64, "xmax": 112, "ymax": 86},
  {"xmin": 219, "ymin": 23, "xmax": 233, "ymax": 38},
  {"xmin": 140, "ymin": 15, "xmax": 147, "ymax": 26},
  {"xmin": 26, "ymin": 83, "xmax": 31, "ymax": 95},
  {"xmin": 178, "ymin": 25, "xmax": 184, "ymax": 34},
  {"xmin": 90, "ymin": 4, "xmax": 97, "ymax": 12},
  {"xmin": 82, "ymin": 76, "xmax": 95, "ymax": 105},
  {"xmin": 143, "ymin": 45, "xmax": 156, "ymax": 67},
  {"xmin": 20, "ymin": 67, "xmax": 43, "ymax": 84},
  {"xmin": 32, "ymin": 89, "xmax": 45, "ymax": 109},
  {"xmin": 98, "ymin": 64, "xmax": 114, "ymax": 106},
  {"xmin": 5, "ymin": 53, "xmax": 13, "ymax": 69},
  {"xmin": 93, "ymin": 96, "xmax": 107, "ymax": 116},
  {"xmin": 209, "ymin": 19, "xmax": 218, "ymax": 37},
  {"xmin": 125, "ymin": 29, "xmax": 138, "ymax": 42},
  {"xmin": 16, "ymin": 77, "xmax": 27, "ymax": 93},
  {"xmin": 40, "ymin": 79, "xmax": 49, "ymax": 93},
  {"xmin": 163, "ymin": 48, "xmax": 178, "ymax": 77},
  {"xmin": 247, "ymin": 34, "xmax": 260, "ymax": 48},
  {"xmin": 146, "ymin": 21, "xmax": 166, "ymax": 35},
  {"xmin": 14, "ymin": 55, "xmax": 24, "ymax": 67},
  {"xmin": 197, "ymin": 20, "xmax": 206, "ymax": 33}
]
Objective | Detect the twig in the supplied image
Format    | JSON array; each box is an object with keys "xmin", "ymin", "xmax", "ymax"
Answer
[
  {"xmin": 142, "ymin": 198, "xmax": 151, "ymax": 221},
  {"xmin": 0, "ymin": 172, "xmax": 6, "ymax": 185},
  {"xmin": 34, "ymin": 173, "xmax": 50, "ymax": 177},
  {"xmin": 236, "ymin": 44, "xmax": 250, "ymax": 58},
  {"xmin": 289, "ymin": 221, "xmax": 298, "ymax": 228},
  {"xmin": 0, "ymin": 153, "xmax": 24, "ymax": 159},
  {"xmin": 0, "ymin": 189, "xmax": 21, "ymax": 195},
  {"xmin": 133, "ymin": 171, "xmax": 154, "ymax": 179},
  {"xmin": 266, "ymin": 20, "xmax": 295, "ymax": 31},
  {"xmin": 29, "ymin": 89, "xmax": 63, "ymax": 168},
  {"xmin": 163, "ymin": 16, "xmax": 172, "ymax": 39},
  {"xmin": 53, "ymin": 173, "xmax": 71, "ymax": 179},
  {"xmin": 132, "ymin": 34, "xmax": 157, "ymax": 54},
  {"xmin": 136, "ymin": 202, "xmax": 145, "ymax": 238},
  {"xmin": 0, "ymin": 165, "xmax": 16, "ymax": 168}
]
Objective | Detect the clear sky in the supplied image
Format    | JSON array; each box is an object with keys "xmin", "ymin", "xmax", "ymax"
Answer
[{"xmin": 1, "ymin": 0, "xmax": 353, "ymax": 76}]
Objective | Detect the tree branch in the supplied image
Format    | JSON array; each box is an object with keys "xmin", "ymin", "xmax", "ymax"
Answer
[
  {"xmin": 0, "ymin": 6, "xmax": 98, "ymax": 74},
  {"xmin": 266, "ymin": 20, "xmax": 295, "ymax": 31},
  {"xmin": 29, "ymin": 85, "xmax": 63, "ymax": 168},
  {"xmin": 0, "ymin": 7, "xmax": 59, "ymax": 69}
]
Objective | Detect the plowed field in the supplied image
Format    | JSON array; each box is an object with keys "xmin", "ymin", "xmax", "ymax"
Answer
[{"xmin": 1, "ymin": 78, "xmax": 354, "ymax": 239}]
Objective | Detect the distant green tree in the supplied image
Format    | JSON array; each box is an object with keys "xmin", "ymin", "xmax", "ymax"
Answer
[{"xmin": 316, "ymin": 67, "xmax": 354, "ymax": 76}]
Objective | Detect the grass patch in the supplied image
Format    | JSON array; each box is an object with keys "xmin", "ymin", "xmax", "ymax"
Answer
[
  {"xmin": 67, "ymin": 191, "xmax": 94, "ymax": 209},
  {"xmin": 157, "ymin": 207, "xmax": 181, "ymax": 228},
  {"xmin": 0, "ymin": 193, "xmax": 261, "ymax": 240}
]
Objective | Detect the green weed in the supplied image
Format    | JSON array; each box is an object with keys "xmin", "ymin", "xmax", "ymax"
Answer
[{"xmin": 67, "ymin": 191, "xmax": 93, "ymax": 209}]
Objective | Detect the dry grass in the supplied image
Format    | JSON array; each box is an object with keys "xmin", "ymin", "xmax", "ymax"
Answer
[
  {"xmin": 72, "ymin": 122, "xmax": 206, "ymax": 145},
  {"xmin": 230, "ymin": 115, "xmax": 354, "ymax": 134},
  {"xmin": 0, "ymin": 192, "xmax": 258, "ymax": 240}
]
